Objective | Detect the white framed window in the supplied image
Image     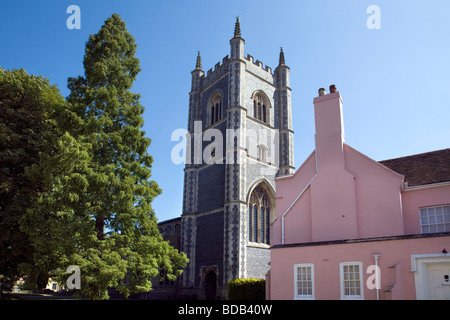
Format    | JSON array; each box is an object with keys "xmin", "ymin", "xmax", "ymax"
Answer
[
  {"xmin": 294, "ymin": 264, "xmax": 314, "ymax": 300},
  {"xmin": 340, "ymin": 262, "xmax": 364, "ymax": 300},
  {"xmin": 420, "ymin": 205, "xmax": 450, "ymax": 233}
]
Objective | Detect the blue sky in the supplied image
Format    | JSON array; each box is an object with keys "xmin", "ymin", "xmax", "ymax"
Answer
[{"xmin": 1, "ymin": 0, "xmax": 449, "ymax": 222}]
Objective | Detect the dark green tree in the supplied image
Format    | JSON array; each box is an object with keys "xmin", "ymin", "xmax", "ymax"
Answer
[{"xmin": 0, "ymin": 68, "xmax": 66, "ymax": 291}]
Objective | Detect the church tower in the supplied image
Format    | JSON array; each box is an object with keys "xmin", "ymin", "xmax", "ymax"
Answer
[{"xmin": 180, "ymin": 18, "xmax": 294, "ymax": 299}]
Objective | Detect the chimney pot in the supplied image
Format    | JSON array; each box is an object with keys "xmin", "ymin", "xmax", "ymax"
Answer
[
  {"xmin": 329, "ymin": 84, "xmax": 337, "ymax": 93},
  {"xmin": 318, "ymin": 88, "xmax": 326, "ymax": 96}
]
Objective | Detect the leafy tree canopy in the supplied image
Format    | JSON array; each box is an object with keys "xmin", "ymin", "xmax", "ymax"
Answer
[{"xmin": 0, "ymin": 67, "xmax": 66, "ymax": 290}]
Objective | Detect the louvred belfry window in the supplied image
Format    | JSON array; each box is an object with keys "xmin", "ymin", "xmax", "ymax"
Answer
[
  {"xmin": 253, "ymin": 92, "xmax": 269, "ymax": 124},
  {"xmin": 210, "ymin": 95, "xmax": 223, "ymax": 125}
]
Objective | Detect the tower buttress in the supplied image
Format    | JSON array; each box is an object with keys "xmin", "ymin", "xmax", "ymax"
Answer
[
  {"xmin": 275, "ymin": 48, "xmax": 295, "ymax": 175},
  {"xmin": 180, "ymin": 52, "xmax": 205, "ymax": 288},
  {"xmin": 224, "ymin": 16, "xmax": 248, "ymax": 283},
  {"xmin": 187, "ymin": 51, "xmax": 204, "ymax": 137}
]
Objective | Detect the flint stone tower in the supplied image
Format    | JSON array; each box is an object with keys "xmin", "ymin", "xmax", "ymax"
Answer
[{"xmin": 179, "ymin": 18, "xmax": 294, "ymax": 299}]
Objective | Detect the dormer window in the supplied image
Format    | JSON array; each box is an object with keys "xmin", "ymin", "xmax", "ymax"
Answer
[
  {"xmin": 210, "ymin": 94, "xmax": 223, "ymax": 125},
  {"xmin": 253, "ymin": 92, "xmax": 269, "ymax": 124}
]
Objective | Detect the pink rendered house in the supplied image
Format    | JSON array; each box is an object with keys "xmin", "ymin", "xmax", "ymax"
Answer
[{"xmin": 267, "ymin": 86, "xmax": 450, "ymax": 300}]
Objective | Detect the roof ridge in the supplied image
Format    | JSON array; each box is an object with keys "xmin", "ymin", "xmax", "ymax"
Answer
[{"xmin": 379, "ymin": 147, "xmax": 450, "ymax": 163}]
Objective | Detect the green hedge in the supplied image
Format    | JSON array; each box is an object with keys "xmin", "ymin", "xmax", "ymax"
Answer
[{"xmin": 228, "ymin": 278, "xmax": 265, "ymax": 300}]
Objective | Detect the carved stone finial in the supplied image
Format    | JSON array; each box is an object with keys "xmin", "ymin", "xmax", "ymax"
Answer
[
  {"xmin": 279, "ymin": 47, "xmax": 285, "ymax": 65},
  {"xmin": 195, "ymin": 51, "xmax": 202, "ymax": 70},
  {"xmin": 234, "ymin": 16, "xmax": 241, "ymax": 37}
]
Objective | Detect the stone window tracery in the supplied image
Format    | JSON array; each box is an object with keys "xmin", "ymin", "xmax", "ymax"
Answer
[{"xmin": 248, "ymin": 186, "xmax": 271, "ymax": 244}]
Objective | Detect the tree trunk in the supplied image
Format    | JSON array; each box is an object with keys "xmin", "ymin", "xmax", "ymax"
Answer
[{"xmin": 95, "ymin": 217, "xmax": 104, "ymax": 240}]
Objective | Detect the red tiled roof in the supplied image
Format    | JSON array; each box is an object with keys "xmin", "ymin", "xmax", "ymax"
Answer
[{"xmin": 379, "ymin": 148, "xmax": 450, "ymax": 187}]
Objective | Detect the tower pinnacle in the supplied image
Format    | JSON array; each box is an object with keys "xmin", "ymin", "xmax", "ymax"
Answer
[
  {"xmin": 195, "ymin": 51, "xmax": 202, "ymax": 70},
  {"xmin": 234, "ymin": 16, "xmax": 241, "ymax": 37},
  {"xmin": 279, "ymin": 47, "xmax": 286, "ymax": 65}
]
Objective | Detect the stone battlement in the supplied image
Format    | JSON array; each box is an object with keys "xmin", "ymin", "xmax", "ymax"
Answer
[
  {"xmin": 244, "ymin": 54, "xmax": 275, "ymax": 84},
  {"xmin": 201, "ymin": 53, "xmax": 275, "ymax": 88},
  {"xmin": 202, "ymin": 55, "xmax": 231, "ymax": 88},
  {"xmin": 244, "ymin": 54, "xmax": 273, "ymax": 74}
]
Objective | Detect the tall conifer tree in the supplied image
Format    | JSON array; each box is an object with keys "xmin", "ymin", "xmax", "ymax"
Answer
[
  {"xmin": 64, "ymin": 13, "xmax": 187, "ymax": 299},
  {"xmin": 20, "ymin": 14, "xmax": 187, "ymax": 299}
]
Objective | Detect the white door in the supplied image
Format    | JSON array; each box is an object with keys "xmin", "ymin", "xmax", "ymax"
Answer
[{"xmin": 427, "ymin": 263, "xmax": 450, "ymax": 300}]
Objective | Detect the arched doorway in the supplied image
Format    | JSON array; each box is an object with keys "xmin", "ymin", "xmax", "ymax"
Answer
[{"xmin": 204, "ymin": 270, "xmax": 217, "ymax": 300}]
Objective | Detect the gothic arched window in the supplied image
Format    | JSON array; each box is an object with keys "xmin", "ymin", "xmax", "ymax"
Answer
[
  {"xmin": 253, "ymin": 92, "xmax": 269, "ymax": 124},
  {"xmin": 210, "ymin": 94, "xmax": 223, "ymax": 125},
  {"xmin": 248, "ymin": 186, "xmax": 271, "ymax": 244}
]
